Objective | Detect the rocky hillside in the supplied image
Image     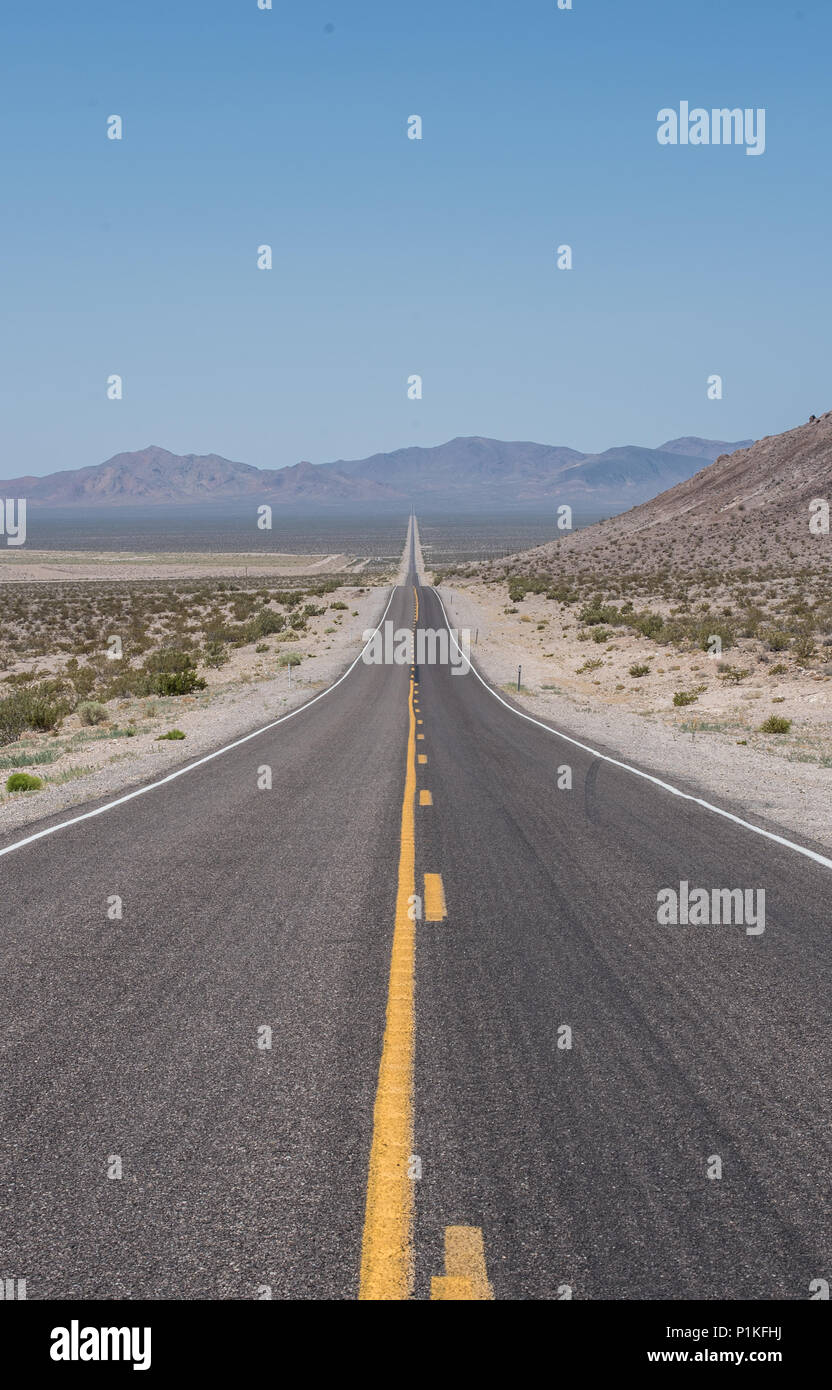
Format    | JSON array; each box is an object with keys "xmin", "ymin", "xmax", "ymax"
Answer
[{"xmin": 494, "ymin": 413, "xmax": 832, "ymax": 580}]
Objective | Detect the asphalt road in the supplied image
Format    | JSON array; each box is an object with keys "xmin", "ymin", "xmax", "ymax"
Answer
[{"xmin": 1, "ymin": 521, "xmax": 829, "ymax": 1300}]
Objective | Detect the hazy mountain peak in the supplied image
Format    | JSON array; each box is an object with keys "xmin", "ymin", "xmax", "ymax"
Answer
[
  {"xmin": 658, "ymin": 436, "xmax": 754, "ymax": 462},
  {"xmin": 0, "ymin": 435, "xmax": 751, "ymax": 511}
]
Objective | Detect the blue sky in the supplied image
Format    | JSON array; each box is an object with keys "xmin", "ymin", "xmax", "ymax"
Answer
[{"xmin": 3, "ymin": 0, "xmax": 830, "ymax": 476}]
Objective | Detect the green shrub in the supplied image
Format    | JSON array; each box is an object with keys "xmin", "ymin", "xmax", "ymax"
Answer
[
  {"xmin": 793, "ymin": 633, "xmax": 816, "ymax": 664},
  {"xmin": 0, "ymin": 683, "xmax": 70, "ymax": 746},
  {"xmin": 696, "ymin": 623, "xmax": 735, "ymax": 653},
  {"xmin": 760, "ymin": 715, "xmax": 791, "ymax": 734},
  {"xmin": 509, "ymin": 576, "xmax": 549, "ymax": 602},
  {"xmin": 739, "ymin": 606, "xmax": 765, "ymax": 638},
  {"xmin": 152, "ymin": 670, "xmax": 206, "ymax": 697},
  {"xmin": 77, "ymin": 701, "xmax": 108, "ymax": 726},
  {"xmin": 248, "ymin": 608, "xmax": 286, "ymax": 640},
  {"xmin": 202, "ymin": 639, "xmax": 229, "ymax": 669},
  {"xmin": 277, "ymin": 652, "xmax": 302, "ymax": 668},
  {"xmin": 6, "ymin": 772, "xmax": 44, "ymax": 792},
  {"xmin": 143, "ymin": 647, "xmax": 196, "ymax": 674},
  {"xmin": 330, "ymin": 601, "xmax": 348, "ymax": 610},
  {"xmin": 579, "ymin": 601, "xmax": 624, "ymax": 628},
  {"xmin": 631, "ymin": 610, "xmax": 666, "ymax": 640},
  {"xmin": 157, "ymin": 728, "xmax": 186, "ymax": 740},
  {"xmin": 592, "ymin": 628, "xmax": 611, "ymax": 643},
  {"xmin": 629, "ymin": 663, "xmax": 650, "ymax": 678},
  {"xmin": 766, "ymin": 630, "xmax": 790, "ymax": 652},
  {"xmin": 673, "ymin": 691, "xmax": 698, "ymax": 707}
]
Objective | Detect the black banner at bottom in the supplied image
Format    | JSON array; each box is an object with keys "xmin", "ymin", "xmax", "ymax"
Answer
[{"xmin": 1, "ymin": 1298, "xmax": 826, "ymax": 1376}]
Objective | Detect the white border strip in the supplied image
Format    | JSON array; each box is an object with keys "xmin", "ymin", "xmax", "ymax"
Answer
[
  {"xmin": 434, "ymin": 587, "xmax": 832, "ymax": 873},
  {"xmin": 0, "ymin": 587, "xmax": 399, "ymax": 860}
]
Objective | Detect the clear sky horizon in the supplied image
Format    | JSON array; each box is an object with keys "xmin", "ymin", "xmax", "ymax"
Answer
[{"xmin": 3, "ymin": 0, "xmax": 831, "ymax": 477}]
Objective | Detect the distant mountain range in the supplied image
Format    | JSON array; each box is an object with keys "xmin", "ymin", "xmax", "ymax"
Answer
[{"xmin": 0, "ymin": 436, "xmax": 753, "ymax": 512}]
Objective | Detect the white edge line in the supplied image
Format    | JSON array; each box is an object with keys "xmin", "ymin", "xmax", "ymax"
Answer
[
  {"xmin": 0, "ymin": 585, "xmax": 400, "ymax": 860},
  {"xmin": 433, "ymin": 587, "xmax": 832, "ymax": 874}
]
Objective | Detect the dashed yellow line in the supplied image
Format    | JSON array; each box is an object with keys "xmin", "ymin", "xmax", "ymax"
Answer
[
  {"xmin": 359, "ymin": 672, "xmax": 417, "ymax": 1300},
  {"xmin": 431, "ymin": 1226, "xmax": 494, "ymax": 1300},
  {"xmin": 423, "ymin": 872, "xmax": 446, "ymax": 922},
  {"xmin": 359, "ymin": 579, "xmax": 479, "ymax": 1299}
]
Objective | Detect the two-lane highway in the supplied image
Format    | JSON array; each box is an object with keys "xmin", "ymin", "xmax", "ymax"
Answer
[{"xmin": 1, "ymin": 519, "xmax": 829, "ymax": 1299}]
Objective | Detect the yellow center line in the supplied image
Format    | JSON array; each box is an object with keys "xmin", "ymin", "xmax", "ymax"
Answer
[
  {"xmin": 358, "ymin": 670, "xmax": 417, "ymax": 1300},
  {"xmin": 424, "ymin": 872, "xmax": 446, "ymax": 921},
  {"xmin": 430, "ymin": 1227, "xmax": 494, "ymax": 1300}
]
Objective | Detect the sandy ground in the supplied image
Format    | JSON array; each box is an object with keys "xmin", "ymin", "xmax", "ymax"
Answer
[
  {"xmin": 0, "ymin": 551, "xmax": 368, "ymax": 582},
  {"xmin": 0, "ymin": 581, "xmax": 393, "ymax": 838},
  {"xmin": 437, "ymin": 575, "xmax": 832, "ymax": 855}
]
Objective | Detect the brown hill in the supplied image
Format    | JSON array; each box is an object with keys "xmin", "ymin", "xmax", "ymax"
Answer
[{"xmin": 496, "ymin": 412, "xmax": 832, "ymax": 581}]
